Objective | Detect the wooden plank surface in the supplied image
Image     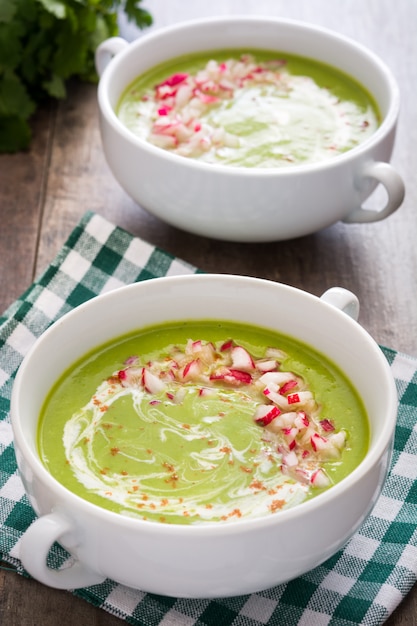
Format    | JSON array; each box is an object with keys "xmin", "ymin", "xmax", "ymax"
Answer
[{"xmin": 0, "ymin": 0, "xmax": 416, "ymax": 624}]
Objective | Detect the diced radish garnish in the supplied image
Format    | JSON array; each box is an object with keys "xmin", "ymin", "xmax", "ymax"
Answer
[
  {"xmin": 262, "ymin": 387, "xmax": 288, "ymax": 410},
  {"xmin": 255, "ymin": 359, "xmax": 277, "ymax": 372},
  {"xmin": 294, "ymin": 412, "xmax": 309, "ymax": 429},
  {"xmin": 157, "ymin": 105, "xmax": 172, "ymax": 116},
  {"xmin": 310, "ymin": 433, "xmax": 328, "ymax": 452},
  {"xmin": 279, "ymin": 380, "xmax": 298, "ymax": 395},
  {"xmin": 231, "ymin": 346, "xmax": 255, "ymax": 371},
  {"xmin": 281, "ymin": 450, "xmax": 298, "ymax": 467},
  {"xmin": 148, "ymin": 134, "xmax": 177, "ymax": 149},
  {"xmin": 254, "ymin": 404, "xmax": 280, "ymax": 426},
  {"xmin": 310, "ymin": 469, "xmax": 331, "ymax": 488},
  {"xmin": 282, "ymin": 427, "xmax": 298, "ymax": 447},
  {"xmin": 259, "ymin": 371, "xmax": 294, "ymax": 386},
  {"xmin": 142, "ymin": 368, "xmax": 166, "ymax": 394},
  {"xmin": 278, "ymin": 412, "xmax": 297, "ymax": 428},
  {"xmin": 210, "ymin": 368, "xmax": 252, "ymax": 385},
  {"xmin": 118, "ymin": 367, "xmax": 143, "ymax": 388},
  {"xmin": 328, "ymin": 431, "xmax": 346, "ymax": 450},
  {"xmin": 226, "ymin": 369, "xmax": 252, "ymax": 384},
  {"xmin": 173, "ymin": 388, "xmax": 186, "ymax": 404},
  {"xmin": 124, "ymin": 355, "xmax": 138, "ymax": 366},
  {"xmin": 182, "ymin": 359, "xmax": 201, "ymax": 381},
  {"xmin": 287, "ymin": 391, "xmax": 314, "ymax": 407},
  {"xmin": 175, "ymin": 84, "xmax": 193, "ymax": 108},
  {"xmin": 265, "ymin": 347, "xmax": 287, "ymax": 360},
  {"xmin": 287, "ymin": 393, "xmax": 300, "ymax": 405},
  {"xmin": 158, "ymin": 73, "xmax": 189, "ymax": 88},
  {"xmin": 320, "ymin": 419, "xmax": 335, "ymax": 432}
]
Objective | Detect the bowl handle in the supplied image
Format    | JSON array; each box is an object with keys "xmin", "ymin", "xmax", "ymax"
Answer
[
  {"xmin": 320, "ymin": 287, "xmax": 360, "ymax": 321},
  {"xmin": 95, "ymin": 37, "xmax": 128, "ymax": 78},
  {"xmin": 343, "ymin": 161, "xmax": 405, "ymax": 224},
  {"xmin": 19, "ymin": 512, "xmax": 106, "ymax": 589}
]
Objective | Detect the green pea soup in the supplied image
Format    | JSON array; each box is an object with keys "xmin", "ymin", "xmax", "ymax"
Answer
[
  {"xmin": 117, "ymin": 48, "xmax": 381, "ymax": 168},
  {"xmin": 38, "ymin": 320, "xmax": 369, "ymax": 525}
]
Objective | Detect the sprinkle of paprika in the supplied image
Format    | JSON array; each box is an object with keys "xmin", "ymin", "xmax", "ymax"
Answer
[
  {"xmin": 250, "ymin": 479, "xmax": 266, "ymax": 491},
  {"xmin": 270, "ymin": 499, "xmax": 286, "ymax": 512}
]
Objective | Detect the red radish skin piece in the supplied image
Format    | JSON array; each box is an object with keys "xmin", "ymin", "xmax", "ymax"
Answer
[
  {"xmin": 158, "ymin": 73, "xmax": 189, "ymax": 88},
  {"xmin": 157, "ymin": 105, "xmax": 172, "ymax": 116},
  {"xmin": 279, "ymin": 380, "xmax": 298, "ymax": 395},
  {"xmin": 287, "ymin": 393, "xmax": 300, "ymax": 405},
  {"xmin": 226, "ymin": 369, "xmax": 252, "ymax": 385}
]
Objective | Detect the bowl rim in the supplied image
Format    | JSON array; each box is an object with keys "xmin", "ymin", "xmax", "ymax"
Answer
[
  {"xmin": 97, "ymin": 14, "xmax": 401, "ymax": 177},
  {"xmin": 11, "ymin": 274, "xmax": 398, "ymax": 536}
]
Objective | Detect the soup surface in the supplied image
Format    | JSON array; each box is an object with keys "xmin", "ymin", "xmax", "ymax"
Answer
[
  {"xmin": 117, "ymin": 48, "xmax": 380, "ymax": 168},
  {"xmin": 38, "ymin": 321, "xmax": 369, "ymax": 524}
]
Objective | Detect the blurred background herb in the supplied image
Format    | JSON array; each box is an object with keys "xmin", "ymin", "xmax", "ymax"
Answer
[{"xmin": 0, "ymin": 0, "xmax": 152, "ymax": 153}]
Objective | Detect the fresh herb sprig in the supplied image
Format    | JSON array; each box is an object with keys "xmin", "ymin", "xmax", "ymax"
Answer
[{"xmin": 0, "ymin": 0, "xmax": 152, "ymax": 153}]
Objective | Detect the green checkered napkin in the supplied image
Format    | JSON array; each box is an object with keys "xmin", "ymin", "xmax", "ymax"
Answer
[{"xmin": 1, "ymin": 211, "xmax": 416, "ymax": 626}]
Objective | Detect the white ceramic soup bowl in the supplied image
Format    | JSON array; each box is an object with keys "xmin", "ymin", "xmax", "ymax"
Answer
[
  {"xmin": 95, "ymin": 16, "xmax": 404, "ymax": 242},
  {"xmin": 11, "ymin": 275, "xmax": 397, "ymax": 597}
]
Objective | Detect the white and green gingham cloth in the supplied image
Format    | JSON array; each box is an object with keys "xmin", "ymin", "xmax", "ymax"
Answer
[{"xmin": 1, "ymin": 211, "xmax": 417, "ymax": 626}]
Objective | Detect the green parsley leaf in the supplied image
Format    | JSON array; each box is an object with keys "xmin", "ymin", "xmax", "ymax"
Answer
[
  {"xmin": 0, "ymin": 0, "xmax": 152, "ymax": 152},
  {"xmin": 0, "ymin": 0, "xmax": 17, "ymax": 24}
]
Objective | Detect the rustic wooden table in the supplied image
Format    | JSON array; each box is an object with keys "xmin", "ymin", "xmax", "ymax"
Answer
[{"xmin": 1, "ymin": 1, "xmax": 416, "ymax": 624}]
